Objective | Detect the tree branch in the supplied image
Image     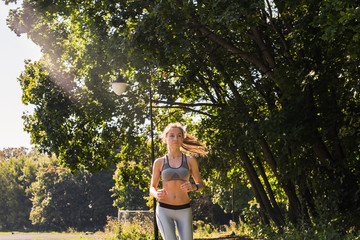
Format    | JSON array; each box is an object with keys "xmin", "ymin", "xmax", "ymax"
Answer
[
  {"xmin": 204, "ymin": 68, "xmax": 227, "ymax": 102},
  {"xmin": 250, "ymin": 27, "xmax": 276, "ymax": 69},
  {"xmin": 196, "ymin": 74, "xmax": 218, "ymax": 104},
  {"xmin": 153, "ymin": 100, "xmax": 222, "ymax": 107},
  {"xmin": 193, "ymin": 22, "xmax": 274, "ymax": 78},
  {"xmin": 152, "ymin": 105, "xmax": 215, "ymax": 118},
  {"xmin": 261, "ymin": 9, "xmax": 293, "ymax": 64}
]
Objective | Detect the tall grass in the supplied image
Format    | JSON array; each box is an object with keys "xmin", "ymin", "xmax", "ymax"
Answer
[
  {"xmin": 103, "ymin": 215, "xmax": 360, "ymax": 240},
  {"xmin": 103, "ymin": 217, "xmax": 247, "ymax": 240},
  {"xmin": 104, "ymin": 216, "xmax": 154, "ymax": 240}
]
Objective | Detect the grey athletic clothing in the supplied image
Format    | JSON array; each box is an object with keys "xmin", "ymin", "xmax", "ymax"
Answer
[
  {"xmin": 161, "ymin": 153, "xmax": 190, "ymax": 182},
  {"xmin": 156, "ymin": 203, "xmax": 193, "ymax": 240}
]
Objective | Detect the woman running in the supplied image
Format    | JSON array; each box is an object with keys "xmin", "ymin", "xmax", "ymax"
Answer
[{"xmin": 150, "ymin": 122, "xmax": 207, "ymax": 240}]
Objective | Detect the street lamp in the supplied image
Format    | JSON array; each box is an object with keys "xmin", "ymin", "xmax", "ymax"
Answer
[
  {"xmin": 111, "ymin": 75, "xmax": 159, "ymax": 240},
  {"xmin": 110, "ymin": 75, "xmax": 129, "ymax": 95}
]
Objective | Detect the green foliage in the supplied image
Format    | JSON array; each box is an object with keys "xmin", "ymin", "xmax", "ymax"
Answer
[
  {"xmin": 104, "ymin": 216, "xmax": 154, "ymax": 240},
  {"xmin": 104, "ymin": 216, "xmax": 249, "ymax": 240},
  {"xmin": 0, "ymin": 150, "xmax": 40, "ymax": 230},
  {"xmin": 247, "ymin": 220, "xmax": 360, "ymax": 240},
  {"xmin": 193, "ymin": 220, "xmax": 218, "ymax": 237},
  {"xmin": 28, "ymin": 159, "xmax": 117, "ymax": 231},
  {"xmin": 0, "ymin": 149, "xmax": 116, "ymax": 231},
  {"xmin": 4, "ymin": 0, "xmax": 360, "ymax": 233},
  {"xmin": 111, "ymin": 162, "xmax": 149, "ymax": 210}
]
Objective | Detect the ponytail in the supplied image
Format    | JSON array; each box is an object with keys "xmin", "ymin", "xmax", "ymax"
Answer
[
  {"xmin": 160, "ymin": 123, "xmax": 208, "ymax": 156},
  {"xmin": 182, "ymin": 132, "xmax": 208, "ymax": 156}
]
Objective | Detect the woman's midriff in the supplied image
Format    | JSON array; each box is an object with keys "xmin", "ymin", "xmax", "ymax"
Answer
[{"xmin": 161, "ymin": 180, "xmax": 190, "ymax": 205}]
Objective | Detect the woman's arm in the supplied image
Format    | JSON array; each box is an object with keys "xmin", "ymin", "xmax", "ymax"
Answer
[
  {"xmin": 188, "ymin": 156, "xmax": 204, "ymax": 192},
  {"xmin": 150, "ymin": 158, "xmax": 167, "ymax": 199}
]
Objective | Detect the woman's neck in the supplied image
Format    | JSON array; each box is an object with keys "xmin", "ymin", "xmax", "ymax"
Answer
[{"xmin": 167, "ymin": 148, "xmax": 182, "ymax": 158}]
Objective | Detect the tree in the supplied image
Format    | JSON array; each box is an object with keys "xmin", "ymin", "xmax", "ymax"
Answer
[
  {"xmin": 0, "ymin": 147, "xmax": 30, "ymax": 159},
  {"xmin": 0, "ymin": 150, "xmax": 39, "ymax": 230},
  {"xmin": 28, "ymin": 159, "xmax": 117, "ymax": 231},
  {"xmin": 4, "ymin": 0, "xmax": 360, "ymax": 230},
  {"xmin": 112, "ymin": 161, "xmax": 149, "ymax": 210},
  {"xmin": 0, "ymin": 149, "xmax": 117, "ymax": 231}
]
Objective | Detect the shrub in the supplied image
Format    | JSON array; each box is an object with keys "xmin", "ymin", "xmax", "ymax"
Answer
[{"xmin": 104, "ymin": 216, "xmax": 154, "ymax": 240}]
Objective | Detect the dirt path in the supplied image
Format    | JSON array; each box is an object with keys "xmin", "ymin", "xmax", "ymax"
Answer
[
  {"xmin": 0, "ymin": 233, "xmax": 252, "ymax": 240},
  {"xmin": 0, "ymin": 233, "xmax": 102, "ymax": 240},
  {"xmin": 195, "ymin": 237, "xmax": 253, "ymax": 240}
]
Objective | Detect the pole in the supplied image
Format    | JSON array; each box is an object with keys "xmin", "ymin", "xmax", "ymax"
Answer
[
  {"xmin": 232, "ymin": 183, "xmax": 235, "ymax": 222},
  {"xmin": 149, "ymin": 81, "xmax": 159, "ymax": 240}
]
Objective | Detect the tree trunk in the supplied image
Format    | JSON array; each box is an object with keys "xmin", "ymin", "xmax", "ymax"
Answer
[
  {"xmin": 253, "ymin": 155, "xmax": 284, "ymax": 224},
  {"xmin": 298, "ymin": 177, "xmax": 316, "ymax": 219},
  {"xmin": 242, "ymin": 161, "xmax": 270, "ymax": 225},
  {"xmin": 259, "ymin": 138, "xmax": 304, "ymax": 223},
  {"xmin": 239, "ymin": 149, "xmax": 285, "ymax": 227},
  {"xmin": 312, "ymin": 131, "xmax": 334, "ymax": 166}
]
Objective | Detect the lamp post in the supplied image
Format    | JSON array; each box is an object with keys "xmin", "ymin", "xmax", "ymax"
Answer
[{"xmin": 111, "ymin": 75, "xmax": 159, "ymax": 240}]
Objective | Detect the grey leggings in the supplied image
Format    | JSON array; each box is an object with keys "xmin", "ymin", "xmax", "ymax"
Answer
[{"xmin": 156, "ymin": 203, "xmax": 193, "ymax": 240}]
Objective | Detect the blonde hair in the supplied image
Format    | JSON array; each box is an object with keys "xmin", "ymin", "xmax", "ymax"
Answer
[{"xmin": 160, "ymin": 123, "xmax": 208, "ymax": 156}]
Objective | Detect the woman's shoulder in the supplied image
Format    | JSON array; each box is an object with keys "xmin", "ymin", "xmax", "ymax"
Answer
[
  {"xmin": 184, "ymin": 153, "xmax": 196, "ymax": 159},
  {"xmin": 154, "ymin": 157, "xmax": 165, "ymax": 167},
  {"xmin": 184, "ymin": 154, "xmax": 197, "ymax": 164}
]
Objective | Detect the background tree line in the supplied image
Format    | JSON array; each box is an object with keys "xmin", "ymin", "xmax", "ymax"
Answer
[
  {"xmin": 3, "ymin": 0, "xmax": 360, "ymax": 235},
  {"xmin": 0, "ymin": 148, "xmax": 117, "ymax": 231},
  {"xmin": 0, "ymin": 148, "xmax": 239, "ymax": 232}
]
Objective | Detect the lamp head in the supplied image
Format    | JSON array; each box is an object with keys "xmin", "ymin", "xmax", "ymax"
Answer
[{"xmin": 111, "ymin": 75, "xmax": 129, "ymax": 95}]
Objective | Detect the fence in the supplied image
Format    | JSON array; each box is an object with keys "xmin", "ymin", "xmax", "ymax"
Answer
[{"xmin": 118, "ymin": 210, "xmax": 154, "ymax": 224}]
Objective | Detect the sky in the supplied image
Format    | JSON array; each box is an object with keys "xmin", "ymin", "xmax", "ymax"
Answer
[{"xmin": 0, "ymin": 1, "xmax": 42, "ymax": 149}]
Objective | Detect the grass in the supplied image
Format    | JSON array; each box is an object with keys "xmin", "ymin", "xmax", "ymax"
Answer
[
  {"xmin": 101, "ymin": 216, "xmax": 250, "ymax": 240},
  {"xmin": 11, "ymin": 239, "xmax": 95, "ymax": 240},
  {"xmin": 193, "ymin": 220, "xmax": 252, "ymax": 239},
  {"xmin": 0, "ymin": 218, "xmax": 249, "ymax": 240},
  {"xmin": 0, "ymin": 231, "xmax": 103, "ymax": 240},
  {"xmin": 0, "ymin": 231, "xmax": 65, "ymax": 234}
]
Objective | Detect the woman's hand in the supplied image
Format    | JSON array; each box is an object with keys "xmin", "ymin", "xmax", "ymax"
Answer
[
  {"xmin": 180, "ymin": 182, "xmax": 195, "ymax": 192},
  {"xmin": 156, "ymin": 189, "xmax": 168, "ymax": 200}
]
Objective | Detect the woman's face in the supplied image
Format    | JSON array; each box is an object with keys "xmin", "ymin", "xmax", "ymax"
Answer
[{"xmin": 165, "ymin": 127, "xmax": 184, "ymax": 148}]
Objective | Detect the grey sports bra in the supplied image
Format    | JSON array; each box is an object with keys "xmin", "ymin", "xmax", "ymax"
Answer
[{"xmin": 161, "ymin": 153, "xmax": 190, "ymax": 182}]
